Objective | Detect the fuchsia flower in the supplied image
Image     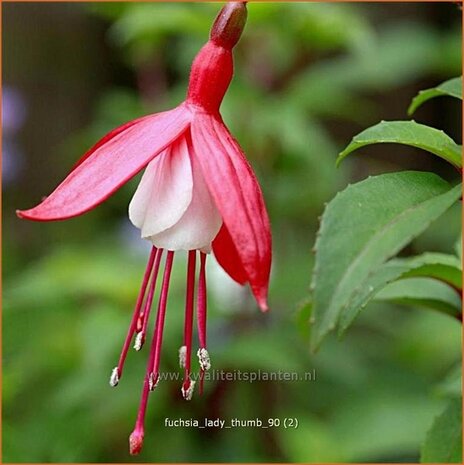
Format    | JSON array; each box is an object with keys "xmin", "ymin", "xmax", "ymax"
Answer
[{"xmin": 17, "ymin": 1, "xmax": 271, "ymax": 456}]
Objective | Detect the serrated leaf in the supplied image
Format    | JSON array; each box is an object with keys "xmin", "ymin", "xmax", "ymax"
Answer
[
  {"xmin": 421, "ymin": 398, "xmax": 462, "ymax": 463},
  {"xmin": 337, "ymin": 121, "xmax": 462, "ymax": 168},
  {"xmin": 375, "ymin": 277, "xmax": 462, "ymax": 318},
  {"xmin": 339, "ymin": 252, "xmax": 462, "ymax": 334},
  {"xmin": 409, "ymin": 77, "xmax": 462, "ymax": 115},
  {"xmin": 310, "ymin": 171, "xmax": 462, "ymax": 350}
]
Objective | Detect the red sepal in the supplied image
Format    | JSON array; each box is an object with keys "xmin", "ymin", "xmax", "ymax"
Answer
[
  {"xmin": 192, "ymin": 115, "xmax": 271, "ymax": 311},
  {"xmin": 213, "ymin": 224, "xmax": 247, "ymax": 285},
  {"xmin": 17, "ymin": 106, "xmax": 191, "ymax": 221}
]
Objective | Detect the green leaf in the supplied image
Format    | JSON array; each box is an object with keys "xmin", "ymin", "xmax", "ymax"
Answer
[
  {"xmin": 337, "ymin": 121, "xmax": 462, "ymax": 168},
  {"xmin": 339, "ymin": 253, "xmax": 462, "ymax": 334},
  {"xmin": 338, "ymin": 253, "xmax": 462, "ymax": 334},
  {"xmin": 400, "ymin": 253, "xmax": 462, "ymax": 289},
  {"xmin": 310, "ymin": 171, "xmax": 462, "ymax": 350},
  {"xmin": 421, "ymin": 398, "xmax": 462, "ymax": 463},
  {"xmin": 296, "ymin": 298, "xmax": 313, "ymax": 340},
  {"xmin": 375, "ymin": 277, "xmax": 462, "ymax": 318},
  {"xmin": 338, "ymin": 261, "xmax": 407, "ymax": 335},
  {"xmin": 409, "ymin": 77, "xmax": 462, "ymax": 115},
  {"xmin": 455, "ymin": 235, "xmax": 462, "ymax": 261}
]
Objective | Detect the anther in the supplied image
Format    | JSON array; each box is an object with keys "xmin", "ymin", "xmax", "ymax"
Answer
[
  {"xmin": 181, "ymin": 379, "xmax": 196, "ymax": 401},
  {"xmin": 179, "ymin": 345, "xmax": 187, "ymax": 369},
  {"xmin": 197, "ymin": 348, "xmax": 211, "ymax": 371},
  {"xmin": 109, "ymin": 367, "xmax": 119, "ymax": 387},
  {"xmin": 148, "ymin": 372, "xmax": 159, "ymax": 391},
  {"xmin": 134, "ymin": 332, "xmax": 144, "ymax": 351}
]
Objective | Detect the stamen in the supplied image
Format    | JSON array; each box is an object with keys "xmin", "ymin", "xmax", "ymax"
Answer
[
  {"xmin": 182, "ymin": 250, "xmax": 197, "ymax": 386},
  {"xmin": 196, "ymin": 252, "xmax": 209, "ymax": 394},
  {"xmin": 135, "ymin": 248, "xmax": 164, "ymax": 351},
  {"xmin": 179, "ymin": 345, "xmax": 187, "ymax": 369},
  {"xmin": 151, "ymin": 251, "xmax": 175, "ymax": 381},
  {"xmin": 148, "ymin": 372, "xmax": 159, "ymax": 391},
  {"xmin": 197, "ymin": 348, "xmax": 211, "ymax": 371},
  {"xmin": 197, "ymin": 253, "xmax": 208, "ymax": 349},
  {"xmin": 114, "ymin": 246, "xmax": 157, "ymax": 383},
  {"xmin": 133, "ymin": 332, "xmax": 144, "ymax": 352},
  {"xmin": 109, "ymin": 366, "xmax": 119, "ymax": 387},
  {"xmin": 181, "ymin": 379, "xmax": 196, "ymax": 401}
]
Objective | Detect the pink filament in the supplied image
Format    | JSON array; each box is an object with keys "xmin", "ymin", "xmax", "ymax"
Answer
[
  {"xmin": 183, "ymin": 251, "xmax": 197, "ymax": 387},
  {"xmin": 150, "ymin": 251, "xmax": 175, "ymax": 380},
  {"xmin": 117, "ymin": 246, "xmax": 157, "ymax": 378},
  {"xmin": 197, "ymin": 252, "xmax": 208, "ymax": 393},
  {"xmin": 139, "ymin": 248, "xmax": 164, "ymax": 342}
]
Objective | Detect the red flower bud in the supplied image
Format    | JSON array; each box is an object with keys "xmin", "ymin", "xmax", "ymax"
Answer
[{"xmin": 210, "ymin": 2, "xmax": 247, "ymax": 50}]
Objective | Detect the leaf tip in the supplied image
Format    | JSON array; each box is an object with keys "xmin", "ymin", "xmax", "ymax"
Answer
[
  {"xmin": 407, "ymin": 102, "xmax": 416, "ymax": 117},
  {"xmin": 336, "ymin": 151, "xmax": 348, "ymax": 167}
]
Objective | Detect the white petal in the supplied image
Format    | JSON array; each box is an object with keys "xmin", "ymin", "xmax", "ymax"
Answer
[
  {"xmin": 128, "ymin": 138, "xmax": 193, "ymax": 238},
  {"xmin": 149, "ymin": 145, "xmax": 222, "ymax": 252}
]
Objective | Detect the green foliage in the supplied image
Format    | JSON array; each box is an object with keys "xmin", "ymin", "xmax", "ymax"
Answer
[
  {"xmin": 423, "ymin": 358, "xmax": 463, "ymax": 462},
  {"xmin": 313, "ymin": 75, "xmax": 462, "ymax": 348},
  {"xmin": 339, "ymin": 252, "xmax": 462, "ymax": 334},
  {"xmin": 337, "ymin": 120, "xmax": 462, "ymax": 168},
  {"xmin": 421, "ymin": 398, "xmax": 462, "ymax": 463},
  {"xmin": 338, "ymin": 76, "xmax": 463, "ymax": 169},
  {"xmin": 409, "ymin": 77, "xmax": 462, "ymax": 115},
  {"xmin": 309, "ymin": 72, "xmax": 462, "ymax": 462},
  {"xmin": 310, "ymin": 172, "xmax": 461, "ymax": 349},
  {"xmin": 397, "ymin": 253, "xmax": 462, "ymax": 289},
  {"xmin": 375, "ymin": 277, "xmax": 461, "ymax": 318}
]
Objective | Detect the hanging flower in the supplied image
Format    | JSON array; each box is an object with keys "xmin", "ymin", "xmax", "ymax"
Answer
[{"xmin": 17, "ymin": 1, "xmax": 271, "ymax": 455}]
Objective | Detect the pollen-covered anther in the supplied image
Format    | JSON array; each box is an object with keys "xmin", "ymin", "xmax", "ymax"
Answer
[
  {"xmin": 148, "ymin": 372, "xmax": 159, "ymax": 391},
  {"xmin": 109, "ymin": 367, "xmax": 119, "ymax": 387},
  {"xmin": 134, "ymin": 332, "xmax": 144, "ymax": 351},
  {"xmin": 197, "ymin": 348, "xmax": 211, "ymax": 371},
  {"xmin": 179, "ymin": 345, "xmax": 187, "ymax": 368},
  {"xmin": 181, "ymin": 379, "xmax": 196, "ymax": 401}
]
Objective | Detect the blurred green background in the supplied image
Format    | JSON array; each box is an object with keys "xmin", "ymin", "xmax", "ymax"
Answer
[{"xmin": 2, "ymin": 2, "xmax": 462, "ymax": 463}]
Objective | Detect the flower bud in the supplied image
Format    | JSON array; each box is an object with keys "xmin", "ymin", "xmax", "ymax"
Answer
[{"xmin": 210, "ymin": 2, "xmax": 247, "ymax": 49}]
